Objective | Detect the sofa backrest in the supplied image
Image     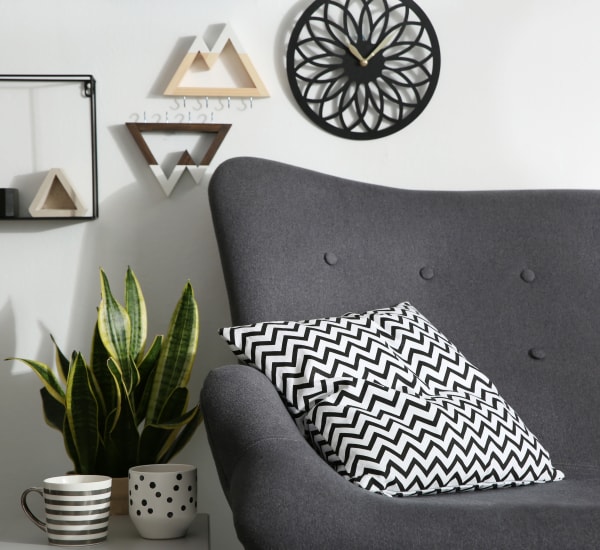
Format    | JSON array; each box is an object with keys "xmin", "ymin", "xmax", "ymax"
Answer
[{"xmin": 209, "ymin": 156, "xmax": 600, "ymax": 467}]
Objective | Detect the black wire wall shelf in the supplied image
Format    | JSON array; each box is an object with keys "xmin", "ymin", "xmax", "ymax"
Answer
[{"xmin": 0, "ymin": 74, "xmax": 98, "ymax": 221}]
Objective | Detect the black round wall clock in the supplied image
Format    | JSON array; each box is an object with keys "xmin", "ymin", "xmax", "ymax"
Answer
[{"xmin": 286, "ymin": 0, "xmax": 441, "ymax": 140}]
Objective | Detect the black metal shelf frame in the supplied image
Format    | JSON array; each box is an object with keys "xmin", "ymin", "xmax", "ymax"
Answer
[{"xmin": 0, "ymin": 74, "xmax": 98, "ymax": 220}]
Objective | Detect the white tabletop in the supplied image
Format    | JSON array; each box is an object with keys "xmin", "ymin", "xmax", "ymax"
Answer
[{"xmin": 0, "ymin": 513, "xmax": 209, "ymax": 549}]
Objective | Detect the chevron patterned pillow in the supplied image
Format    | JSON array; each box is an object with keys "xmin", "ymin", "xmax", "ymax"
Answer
[
  {"xmin": 219, "ymin": 314, "xmax": 429, "ymax": 431},
  {"xmin": 305, "ymin": 378, "xmax": 564, "ymax": 497},
  {"xmin": 220, "ymin": 302, "xmax": 564, "ymax": 496}
]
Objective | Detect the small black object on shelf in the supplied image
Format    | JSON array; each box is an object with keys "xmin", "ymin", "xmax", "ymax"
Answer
[{"xmin": 0, "ymin": 188, "xmax": 18, "ymax": 218}]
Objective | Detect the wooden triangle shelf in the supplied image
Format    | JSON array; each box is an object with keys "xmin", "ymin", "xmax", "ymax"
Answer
[
  {"xmin": 164, "ymin": 24, "xmax": 269, "ymax": 98},
  {"xmin": 29, "ymin": 168, "xmax": 87, "ymax": 218},
  {"xmin": 126, "ymin": 122, "xmax": 231, "ymax": 196}
]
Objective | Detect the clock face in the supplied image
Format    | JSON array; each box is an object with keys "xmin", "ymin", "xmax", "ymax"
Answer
[{"xmin": 286, "ymin": 0, "xmax": 441, "ymax": 140}]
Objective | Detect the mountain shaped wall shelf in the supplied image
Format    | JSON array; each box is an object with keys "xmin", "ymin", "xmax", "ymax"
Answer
[
  {"xmin": 29, "ymin": 168, "xmax": 88, "ymax": 217},
  {"xmin": 126, "ymin": 122, "xmax": 231, "ymax": 196},
  {"xmin": 164, "ymin": 24, "xmax": 269, "ymax": 98}
]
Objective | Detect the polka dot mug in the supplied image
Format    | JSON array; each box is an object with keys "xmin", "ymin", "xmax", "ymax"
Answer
[{"xmin": 128, "ymin": 464, "xmax": 197, "ymax": 539}]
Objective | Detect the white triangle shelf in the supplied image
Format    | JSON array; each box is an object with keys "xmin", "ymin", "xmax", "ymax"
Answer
[
  {"xmin": 164, "ymin": 24, "xmax": 269, "ymax": 98},
  {"xmin": 29, "ymin": 168, "xmax": 87, "ymax": 218}
]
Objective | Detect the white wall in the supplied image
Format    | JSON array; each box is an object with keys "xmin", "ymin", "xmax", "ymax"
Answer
[{"xmin": 1, "ymin": 1, "xmax": 599, "ymax": 548}]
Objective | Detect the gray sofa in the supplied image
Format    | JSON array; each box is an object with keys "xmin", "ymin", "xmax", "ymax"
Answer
[{"xmin": 201, "ymin": 156, "xmax": 600, "ymax": 549}]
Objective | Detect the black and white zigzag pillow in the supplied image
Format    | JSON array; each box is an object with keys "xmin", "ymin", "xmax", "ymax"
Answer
[
  {"xmin": 219, "ymin": 314, "xmax": 427, "ymax": 431},
  {"xmin": 305, "ymin": 378, "xmax": 564, "ymax": 497},
  {"xmin": 220, "ymin": 302, "xmax": 564, "ymax": 496}
]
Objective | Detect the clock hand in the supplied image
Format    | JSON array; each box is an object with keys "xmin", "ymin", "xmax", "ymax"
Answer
[
  {"xmin": 346, "ymin": 31, "xmax": 394, "ymax": 67},
  {"xmin": 346, "ymin": 42, "xmax": 368, "ymax": 67},
  {"xmin": 364, "ymin": 32, "xmax": 394, "ymax": 63}
]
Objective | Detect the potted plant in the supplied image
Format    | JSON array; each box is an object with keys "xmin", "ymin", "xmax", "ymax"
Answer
[{"xmin": 8, "ymin": 267, "xmax": 202, "ymax": 513}]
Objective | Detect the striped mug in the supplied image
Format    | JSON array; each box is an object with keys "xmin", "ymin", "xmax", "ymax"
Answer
[{"xmin": 21, "ymin": 475, "xmax": 112, "ymax": 546}]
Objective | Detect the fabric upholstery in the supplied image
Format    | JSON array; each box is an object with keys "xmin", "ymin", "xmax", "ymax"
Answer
[
  {"xmin": 202, "ymin": 156, "xmax": 600, "ymax": 549},
  {"xmin": 202, "ymin": 365, "xmax": 599, "ymax": 550}
]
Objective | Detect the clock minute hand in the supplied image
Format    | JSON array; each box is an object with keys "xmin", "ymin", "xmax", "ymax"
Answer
[
  {"xmin": 346, "ymin": 42, "xmax": 368, "ymax": 67},
  {"xmin": 364, "ymin": 33, "xmax": 393, "ymax": 62}
]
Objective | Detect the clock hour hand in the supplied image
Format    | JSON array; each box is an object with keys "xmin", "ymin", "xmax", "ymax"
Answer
[{"xmin": 346, "ymin": 42, "xmax": 368, "ymax": 67}]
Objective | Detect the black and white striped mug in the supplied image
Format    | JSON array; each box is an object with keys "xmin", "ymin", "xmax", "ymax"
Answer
[{"xmin": 21, "ymin": 475, "xmax": 112, "ymax": 546}]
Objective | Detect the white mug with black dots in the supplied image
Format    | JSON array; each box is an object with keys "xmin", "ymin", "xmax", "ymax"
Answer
[{"xmin": 128, "ymin": 464, "xmax": 197, "ymax": 539}]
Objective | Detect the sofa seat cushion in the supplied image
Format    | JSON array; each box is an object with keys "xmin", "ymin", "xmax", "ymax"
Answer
[
  {"xmin": 231, "ymin": 435, "xmax": 599, "ymax": 549},
  {"xmin": 220, "ymin": 302, "xmax": 563, "ymax": 496}
]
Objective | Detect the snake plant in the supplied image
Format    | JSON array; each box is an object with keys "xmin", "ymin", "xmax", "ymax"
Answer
[{"xmin": 9, "ymin": 267, "xmax": 202, "ymax": 478}]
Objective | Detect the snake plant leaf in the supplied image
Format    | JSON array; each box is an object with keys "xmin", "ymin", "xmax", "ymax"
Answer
[
  {"xmin": 103, "ymin": 409, "xmax": 118, "ymax": 445},
  {"xmin": 50, "ymin": 335, "xmax": 70, "ymax": 384},
  {"xmin": 125, "ymin": 266, "xmax": 147, "ymax": 362},
  {"xmin": 137, "ymin": 335, "xmax": 163, "ymax": 383},
  {"xmin": 40, "ymin": 387, "xmax": 65, "ymax": 432},
  {"xmin": 103, "ymin": 358, "xmax": 123, "ymax": 437},
  {"xmin": 134, "ymin": 335, "xmax": 162, "ymax": 424},
  {"xmin": 98, "ymin": 269, "xmax": 132, "ymax": 381},
  {"xmin": 119, "ymin": 354, "xmax": 140, "ymax": 397},
  {"xmin": 102, "ymin": 364, "xmax": 139, "ymax": 478},
  {"xmin": 145, "ymin": 282, "xmax": 199, "ymax": 425},
  {"xmin": 152, "ymin": 404, "xmax": 202, "ymax": 463},
  {"xmin": 137, "ymin": 424, "xmax": 170, "ymax": 466},
  {"xmin": 138, "ymin": 387, "xmax": 193, "ymax": 464},
  {"xmin": 159, "ymin": 404, "xmax": 202, "ymax": 463},
  {"xmin": 9, "ymin": 358, "xmax": 65, "ymax": 405},
  {"xmin": 89, "ymin": 321, "xmax": 112, "ymax": 417},
  {"xmin": 63, "ymin": 414, "xmax": 81, "ymax": 474},
  {"xmin": 155, "ymin": 401, "xmax": 200, "ymax": 429},
  {"xmin": 159, "ymin": 387, "xmax": 189, "ymax": 422},
  {"xmin": 66, "ymin": 353, "xmax": 99, "ymax": 475}
]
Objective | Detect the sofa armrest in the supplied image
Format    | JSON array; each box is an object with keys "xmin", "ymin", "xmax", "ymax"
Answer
[
  {"xmin": 201, "ymin": 365, "xmax": 366, "ymax": 548},
  {"xmin": 200, "ymin": 364, "xmax": 308, "ymax": 495}
]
